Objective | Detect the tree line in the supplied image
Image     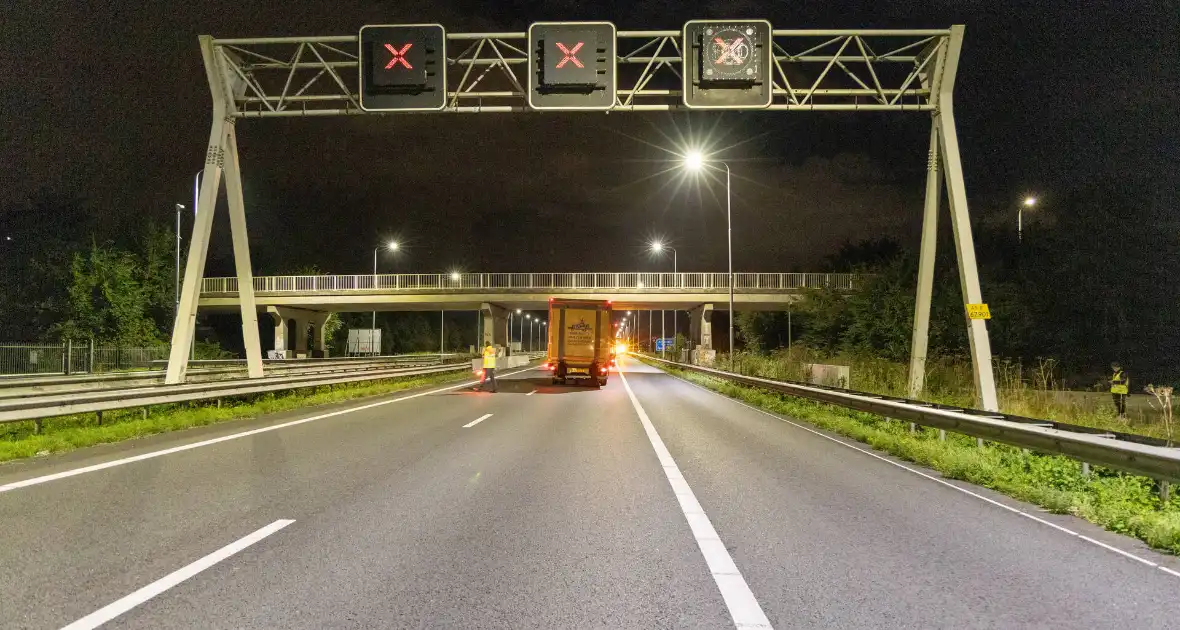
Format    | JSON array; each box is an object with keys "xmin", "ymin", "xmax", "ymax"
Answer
[{"xmin": 736, "ymin": 180, "xmax": 1180, "ymax": 387}]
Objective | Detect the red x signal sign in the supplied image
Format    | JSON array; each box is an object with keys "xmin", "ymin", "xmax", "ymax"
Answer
[
  {"xmin": 713, "ymin": 36, "xmax": 748, "ymax": 65},
  {"xmin": 555, "ymin": 42, "xmax": 584, "ymax": 69},
  {"xmin": 528, "ymin": 21, "xmax": 616, "ymax": 110},
  {"xmin": 383, "ymin": 43, "xmax": 413, "ymax": 70}
]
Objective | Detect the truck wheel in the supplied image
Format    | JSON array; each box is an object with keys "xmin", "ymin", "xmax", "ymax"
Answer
[{"xmin": 597, "ymin": 378, "xmax": 607, "ymax": 387}]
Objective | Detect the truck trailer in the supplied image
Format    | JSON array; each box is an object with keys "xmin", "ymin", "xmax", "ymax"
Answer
[{"xmin": 546, "ymin": 298, "xmax": 613, "ymax": 387}]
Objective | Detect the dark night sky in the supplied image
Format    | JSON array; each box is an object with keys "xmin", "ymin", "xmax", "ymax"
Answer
[{"xmin": 2, "ymin": 1, "xmax": 1176, "ymax": 276}]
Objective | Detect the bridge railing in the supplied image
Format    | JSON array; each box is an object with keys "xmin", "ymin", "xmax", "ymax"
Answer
[{"xmin": 201, "ymin": 272, "xmax": 865, "ymax": 294}]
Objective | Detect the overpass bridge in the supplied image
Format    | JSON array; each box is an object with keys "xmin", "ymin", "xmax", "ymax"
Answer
[
  {"xmin": 198, "ymin": 271, "xmax": 862, "ymax": 360},
  {"xmin": 199, "ymin": 272, "xmax": 863, "ymax": 312}
]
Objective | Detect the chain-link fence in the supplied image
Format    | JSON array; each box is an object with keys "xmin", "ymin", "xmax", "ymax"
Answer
[{"xmin": 0, "ymin": 342, "xmax": 171, "ymax": 375}]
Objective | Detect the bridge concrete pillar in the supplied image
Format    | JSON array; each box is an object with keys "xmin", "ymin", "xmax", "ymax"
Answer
[
  {"xmin": 268, "ymin": 306, "xmax": 330, "ymax": 359},
  {"xmin": 480, "ymin": 303, "xmax": 509, "ymax": 349},
  {"xmin": 268, "ymin": 310, "xmax": 290, "ymax": 359},
  {"xmin": 311, "ymin": 314, "xmax": 332, "ymax": 357},
  {"xmin": 689, "ymin": 304, "xmax": 714, "ymax": 349}
]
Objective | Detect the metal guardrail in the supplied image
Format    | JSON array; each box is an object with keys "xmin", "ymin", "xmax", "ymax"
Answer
[
  {"xmin": 643, "ymin": 355, "xmax": 1180, "ymax": 484},
  {"xmin": 0, "ymin": 355, "xmax": 466, "ymax": 399},
  {"xmin": 201, "ymin": 272, "xmax": 865, "ymax": 294},
  {"xmin": 0, "ymin": 363, "xmax": 476, "ymax": 425}
]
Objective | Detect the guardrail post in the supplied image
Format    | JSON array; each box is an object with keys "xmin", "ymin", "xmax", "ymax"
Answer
[
  {"xmin": 1081, "ymin": 462, "xmax": 1090, "ymax": 478},
  {"xmin": 88, "ymin": 338, "xmax": 95, "ymax": 374},
  {"xmin": 1161, "ymin": 480, "xmax": 1171, "ymax": 504}
]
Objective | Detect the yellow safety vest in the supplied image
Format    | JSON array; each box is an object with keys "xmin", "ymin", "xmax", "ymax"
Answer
[
  {"xmin": 482, "ymin": 346, "xmax": 497, "ymax": 369},
  {"xmin": 1110, "ymin": 370, "xmax": 1128, "ymax": 395}
]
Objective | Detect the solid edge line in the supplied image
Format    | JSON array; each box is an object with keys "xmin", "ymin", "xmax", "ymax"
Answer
[
  {"xmin": 2, "ymin": 367, "xmax": 537, "ymax": 494},
  {"xmin": 60, "ymin": 519, "xmax": 295, "ymax": 630},
  {"xmin": 463, "ymin": 413, "xmax": 494, "ymax": 428},
  {"xmin": 655, "ymin": 364, "xmax": 1180, "ymax": 582},
  {"xmin": 526, "ymin": 390, "xmax": 537, "ymax": 396},
  {"xmin": 618, "ymin": 363, "xmax": 773, "ymax": 630}
]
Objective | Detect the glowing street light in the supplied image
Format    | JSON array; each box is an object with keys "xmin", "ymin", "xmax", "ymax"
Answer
[
  {"xmin": 370, "ymin": 239, "xmax": 403, "ymax": 336},
  {"xmin": 1019, "ymin": 196, "xmax": 1037, "ymax": 243},
  {"xmin": 681, "ymin": 149, "xmax": 734, "ymax": 370}
]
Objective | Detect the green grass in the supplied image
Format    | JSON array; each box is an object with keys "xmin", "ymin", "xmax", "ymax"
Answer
[
  {"xmin": 0, "ymin": 370, "xmax": 473, "ymax": 464},
  {"xmin": 646, "ymin": 359, "xmax": 1180, "ymax": 555},
  {"xmin": 720, "ymin": 348, "xmax": 1175, "ymax": 441}
]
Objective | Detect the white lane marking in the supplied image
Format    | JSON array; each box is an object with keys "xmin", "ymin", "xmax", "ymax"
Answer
[
  {"xmin": 618, "ymin": 364, "xmax": 773, "ymax": 630},
  {"xmin": 526, "ymin": 390, "xmax": 537, "ymax": 396},
  {"xmin": 463, "ymin": 413, "xmax": 494, "ymax": 428},
  {"xmin": 659, "ymin": 367, "xmax": 1180, "ymax": 582},
  {"xmin": 1, "ymin": 367, "xmax": 538, "ymax": 494},
  {"xmin": 61, "ymin": 519, "xmax": 295, "ymax": 630}
]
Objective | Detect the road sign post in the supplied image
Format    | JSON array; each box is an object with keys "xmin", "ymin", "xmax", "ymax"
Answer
[
  {"xmin": 527, "ymin": 22, "xmax": 616, "ymax": 110},
  {"xmin": 359, "ymin": 24, "xmax": 447, "ymax": 111},
  {"xmin": 682, "ymin": 20, "xmax": 773, "ymax": 109}
]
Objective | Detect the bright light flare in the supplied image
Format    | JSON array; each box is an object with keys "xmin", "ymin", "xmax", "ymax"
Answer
[
  {"xmin": 684, "ymin": 150, "xmax": 705, "ymax": 172},
  {"xmin": 387, "ymin": 241, "xmax": 400, "ymax": 251},
  {"xmin": 614, "ymin": 342, "xmax": 628, "ymax": 355},
  {"xmin": 1023, "ymin": 196, "xmax": 1037, "ymax": 207},
  {"xmin": 449, "ymin": 271, "xmax": 461, "ymax": 281}
]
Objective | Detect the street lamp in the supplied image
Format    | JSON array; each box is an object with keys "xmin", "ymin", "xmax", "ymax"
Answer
[
  {"xmin": 542, "ymin": 321, "xmax": 548, "ymax": 353},
  {"xmin": 371, "ymin": 241, "xmax": 400, "ymax": 337},
  {"xmin": 650, "ymin": 240, "xmax": 679, "ymax": 350},
  {"xmin": 513, "ymin": 309, "xmax": 522, "ymax": 349},
  {"xmin": 526, "ymin": 314, "xmax": 533, "ymax": 352},
  {"xmin": 173, "ymin": 202, "xmax": 199, "ymax": 361},
  {"xmin": 1019, "ymin": 196, "xmax": 1036, "ymax": 243},
  {"xmin": 683, "ymin": 149, "xmax": 734, "ymax": 370}
]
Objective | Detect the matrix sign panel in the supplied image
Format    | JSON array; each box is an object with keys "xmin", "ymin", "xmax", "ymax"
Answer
[
  {"xmin": 359, "ymin": 24, "xmax": 447, "ymax": 111},
  {"xmin": 528, "ymin": 21, "xmax": 617, "ymax": 110},
  {"xmin": 682, "ymin": 20, "xmax": 773, "ymax": 109}
]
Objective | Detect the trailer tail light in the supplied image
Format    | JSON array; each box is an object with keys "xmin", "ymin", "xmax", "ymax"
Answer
[{"xmin": 600, "ymin": 367, "xmax": 607, "ymax": 374}]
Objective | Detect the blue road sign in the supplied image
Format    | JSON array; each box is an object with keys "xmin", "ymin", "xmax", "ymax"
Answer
[{"xmin": 654, "ymin": 338, "xmax": 675, "ymax": 351}]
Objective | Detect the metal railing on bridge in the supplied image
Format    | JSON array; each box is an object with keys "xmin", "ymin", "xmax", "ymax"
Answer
[{"xmin": 202, "ymin": 272, "xmax": 864, "ymax": 294}]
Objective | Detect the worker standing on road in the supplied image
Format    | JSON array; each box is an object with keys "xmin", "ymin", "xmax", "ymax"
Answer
[
  {"xmin": 480, "ymin": 342, "xmax": 498, "ymax": 393},
  {"xmin": 1110, "ymin": 361, "xmax": 1129, "ymax": 420}
]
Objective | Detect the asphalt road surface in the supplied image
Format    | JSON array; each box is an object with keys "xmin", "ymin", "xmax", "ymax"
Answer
[{"xmin": 1, "ymin": 358, "xmax": 1177, "ymax": 629}]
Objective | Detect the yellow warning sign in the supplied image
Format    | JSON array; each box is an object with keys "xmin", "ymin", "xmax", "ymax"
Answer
[{"xmin": 966, "ymin": 303, "xmax": 991, "ymax": 320}]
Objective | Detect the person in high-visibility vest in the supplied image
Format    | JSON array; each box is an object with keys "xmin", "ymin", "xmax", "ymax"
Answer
[
  {"xmin": 1110, "ymin": 361, "xmax": 1129, "ymax": 419},
  {"xmin": 479, "ymin": 342, "xmax": 498, "ymax": 393}
]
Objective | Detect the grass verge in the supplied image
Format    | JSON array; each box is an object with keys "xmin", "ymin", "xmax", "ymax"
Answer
[
  {"xmin": 0, "ymin": 369, "xmax": 473, "ymax": 465},
  {"xmin": 721, "ymin": 349, "xmax": 1175, "ymax": 441},
  {"xmin": 646, "ymin": 359, "xmax": 1180, "ymax": 555}
]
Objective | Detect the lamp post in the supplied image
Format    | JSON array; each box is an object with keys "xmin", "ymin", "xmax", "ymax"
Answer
[
  {"xmin": 175, "ymin": 204, "xmax": 184, "ymax": 325},
  {"xmin": 541, "ymin": 321, "xmax": 548, "ymax": 353},
  {"xmin": 650, "ymin": 240, "xmax": 679, "ymax": 348},
  {"xmin": 526, "ymin": 314, "xmax": 533, "ymax": 352},
  {"xmin": 174, "ymin": 202, "xmax": 198, "ymax": 360},
  {"xmin": 684, "ymin": 150, "xmax": 734, "ymax": 370},
  {"xmin": 1019, "ymin": 196, "xmax": 1036, "ymax": 243},
  {"xmin": 371, "ymin": 241, "xmax": 400, "ymax": 350}
]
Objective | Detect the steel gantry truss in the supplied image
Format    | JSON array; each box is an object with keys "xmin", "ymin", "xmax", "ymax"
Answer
[
  {"xmin": 168, "ymin": 25, "xmax": 998, "ymax": 413},
  {"xmin": 214, "ymin": 28, "xmax": 947, "ymax": 116}
]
